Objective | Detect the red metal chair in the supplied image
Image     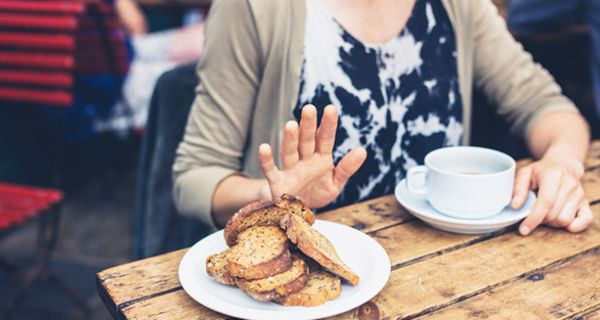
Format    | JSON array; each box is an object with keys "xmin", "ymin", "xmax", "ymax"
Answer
[
  {"xmin": 0, "ymin": 1, "xmax": 128, "ymax": 318},
  {"xmin": 0, "ymin": 183, "xmax": 90, "ymax": 319},
  {"xmin": 0, "ymin": 0, "xmax": 129, "ymax": 107}
]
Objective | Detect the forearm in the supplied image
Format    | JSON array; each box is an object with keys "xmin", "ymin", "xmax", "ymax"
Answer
[
  {"xmin": 115, "ymin": 0, "xmax": 148, "ymax": 35},
  {"xmin": 211, "ymin": 175, "xmax": 269, "ymax": 227},
  {"xmin": 527, "ymin": 111, "xmax": 590, "ymax": 172}
]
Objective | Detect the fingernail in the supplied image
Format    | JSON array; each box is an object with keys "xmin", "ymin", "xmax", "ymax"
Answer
[
  {"xmin": 519, "ymin": 225, "xmax": 530, "ymax": 236},
  {"xmin": 511, "ymin": 196, "xmax": 519, "ymax": 208},
  {"xmin": 286, "ymin": 121, "xmax": 297, "ymax": 129}
]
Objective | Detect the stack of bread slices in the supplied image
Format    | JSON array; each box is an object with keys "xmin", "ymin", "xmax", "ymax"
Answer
[{"xmin": 205, "ymin": 194, "xmax": 359, "ymax": 306}]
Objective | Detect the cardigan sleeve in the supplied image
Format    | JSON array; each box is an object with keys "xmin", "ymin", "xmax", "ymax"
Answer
[
  {"xmin": 172, "ymin": 0, "xmax": 261, "ymax": 228},
  {"xmin": 471, "ymin": 0, "xmax": 579, "ymax": 138}
]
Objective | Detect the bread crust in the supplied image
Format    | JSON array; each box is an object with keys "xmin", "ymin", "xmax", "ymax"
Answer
[
  {"xmin": 224, "ymin": 194, "xmax": 315, "ymax": 247},
  {"xmin": 205, "ymin": 250, "xmax": 236, "ymax": 286},
  {"xmin": 236, "ymin": 255, "xmax": 308, "ymax": 293},
  {"xmin": 237, "ymin": 256, "xmax": 309, "ymax": 301},
  {"xmin": 226, "ymin": 226, "xmax": 293, "ymax": 280},
  {"xmin": 275, "ymin": 271, "xmax": 341, "ymax": 306},
  {"xmin": 280, "ymin": 214, "xmax": 360, "ymax": 286}
]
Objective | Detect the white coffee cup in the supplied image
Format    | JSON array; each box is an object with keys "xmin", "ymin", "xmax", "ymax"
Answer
[{"xmin": 406, "ymin": 146, "xmax": 516, "ymax": 219}]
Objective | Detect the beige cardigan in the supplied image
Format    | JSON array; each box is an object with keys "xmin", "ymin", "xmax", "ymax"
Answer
[{"xmin": 173, "ymin": 0, "xmax": 577, "ymax": 227}]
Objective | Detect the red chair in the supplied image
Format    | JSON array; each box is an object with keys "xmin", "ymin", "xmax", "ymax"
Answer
[
  {"xmin": 0, "ymin": 1, "xmax": 127, "ymax": 318},
  {"xmin": 0, "ymin": 0, "xmax": 129, "ymax": 107},
  {"xmin": 0, "ymin": 183, "xmax": 90, "ymax": 319}
]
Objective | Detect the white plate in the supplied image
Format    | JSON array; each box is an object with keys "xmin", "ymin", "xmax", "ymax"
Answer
[
  {"xmin": 394, "ymin": 179, "xmax": 535, "ymax": 234},
  {"xmin": 179, "ymin": 220, "xmax": 391, "ymax": 320}
]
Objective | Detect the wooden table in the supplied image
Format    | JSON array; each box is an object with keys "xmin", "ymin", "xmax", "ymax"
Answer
[{"xmin": 97, "ymin": 141, "xmax": 600, "ymax": 320}]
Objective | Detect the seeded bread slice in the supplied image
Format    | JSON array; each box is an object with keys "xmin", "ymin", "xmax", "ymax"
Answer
[
  {"xmin": 275, "ymin": 271, "xmax": 341, "ymax": 306},
  {"xmin": 205, "ymin": 250, "xmax": 235, "ymax": 286},
  {"xmin": 237, "ymin": 255, "xmax": 309, "ymax": 301},
  {"xmin": 224, "ymin": 194, "xmax": 316, "ymax": 247},
  {"xmin": 280, "ymin": 214, "xmax": 360, "ymax": 286},
  {"xmin": 226, "ymin": 226, "xmax": 292, "ymax": 280}
]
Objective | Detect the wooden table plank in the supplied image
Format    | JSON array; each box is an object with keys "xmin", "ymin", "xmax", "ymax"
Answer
[
  {"xmin": 330, "ymin": 204, "xmax": 600, "ymax": 320},
  {"xmin": 579, "ymin": 307, "xmax": 600, "ymax": 320},
  {"xmin": 585, "ymin": 141, "xmax": 600, "ymax": 175},
  {"xmin": 370, "ymin": 220, "xmax": 487, "ymax": 268},
  {"xmin": 317, "ymin": 194, "xmax": 412, "ymax": 233},
  {"xmin": 121, "ymin": 290, "xmax": 222, "ymax": 320},
  {"xmin": 97, "ymin": 249, "xmax": 187, "ymax": 316},
  {"xmin": 416, "ymin": 250, "xmax": 600, "ymax": 320},
  {"xmin": 584, "ymin": 169, "xmax": 600, "ymax": 204}
]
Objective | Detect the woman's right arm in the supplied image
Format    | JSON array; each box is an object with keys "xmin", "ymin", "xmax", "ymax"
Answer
[
  {"xmin": 172, "ymin": 0, "xmax": 263, "ymax": 229},
  {"xmin": 174, "ymin": 0, "xmax": 366, "ymax": 228},
  {"xmin": 211, "ymin": 176, "xmax": 269, "ymax": 227}
]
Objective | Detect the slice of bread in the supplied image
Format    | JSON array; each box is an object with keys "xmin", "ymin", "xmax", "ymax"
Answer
[
  {"xmin": 275, "ymin": 271, "xmax": 341, "ymax": 306},
  {"xmin": 205, "ymin": 250, "xmax": 235, "ymax": 286},
  {"xmin": 224, "ymin": 194, "xmax": 316, "ymax": 247},
  {"xmin": 280, "ymin": 214, "xmax": 360, "ymax": 286},
  {"xmin": 237, "ymin": 255, "xmax": 309, "ymax": 301},
  {"xmin": 226, "ymin": 226, "xmax": 292, "ymax": 280}
]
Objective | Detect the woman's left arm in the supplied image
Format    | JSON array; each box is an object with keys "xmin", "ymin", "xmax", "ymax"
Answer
[
  {"xmin": 513, "ymin": 111, "xmax": 592, "ymax": 235},
  {"xmin": 467, "ymin": 1, "xmax": 593, "ymax": 235}
]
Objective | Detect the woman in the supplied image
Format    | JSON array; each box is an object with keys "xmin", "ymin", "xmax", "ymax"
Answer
[{"xmin": 173, "ymin": 0, "xmax": 592, "ymax": 236}]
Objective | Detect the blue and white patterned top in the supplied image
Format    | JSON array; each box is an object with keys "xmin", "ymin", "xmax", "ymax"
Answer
[{"xmin": 295, "ymin": 0, "xmax": 463, "ymax": 209}]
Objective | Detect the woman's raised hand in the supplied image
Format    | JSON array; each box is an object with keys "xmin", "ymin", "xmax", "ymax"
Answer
[{"xmin": 258, "ymin": 105, "xmax": 367, "ymax": 208}]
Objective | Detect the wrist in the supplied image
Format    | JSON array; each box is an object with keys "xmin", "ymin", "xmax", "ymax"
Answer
[
  {"xmin": 257, "ymin": 181, "xmax": 273, "ymax": 202},
  {"xmin": 541, "ymin": 151, "xmax": 585, "ymax": 178}
]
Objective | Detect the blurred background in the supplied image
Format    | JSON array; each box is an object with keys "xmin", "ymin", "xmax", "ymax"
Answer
[{"xmin": 0, "ymin": 0, "xmax": 598, "ymax": 319}]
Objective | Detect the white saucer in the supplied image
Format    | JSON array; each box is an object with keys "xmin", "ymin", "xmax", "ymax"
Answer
[{"xmin": 394, "ymin": 179, "xmax": 535, "ymax": 234}]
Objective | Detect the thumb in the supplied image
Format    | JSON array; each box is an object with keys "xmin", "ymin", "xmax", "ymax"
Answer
[
  {"xmin": 512, "ymin": 166, "xmax": 533, "ymax": 209},
  {"xmin": 333, "ymin": 147, "xmax": 367, "ymax": 189}
]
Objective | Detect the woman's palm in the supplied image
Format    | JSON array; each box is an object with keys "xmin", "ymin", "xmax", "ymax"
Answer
[{"xmin": 259, "ymin": 105, "xmax": 366, "ymax": 209}]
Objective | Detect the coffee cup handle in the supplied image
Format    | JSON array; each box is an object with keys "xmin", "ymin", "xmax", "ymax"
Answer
[{"xmin": 406, "ymin": 166, "xmax": 428, "ymax": 196}]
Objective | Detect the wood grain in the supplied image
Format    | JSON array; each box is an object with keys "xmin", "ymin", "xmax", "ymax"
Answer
[
  {"xmin": 586, "ymin": 144, "xmax": 600, "ymax": 170},
  {"xmin": 317, "ymin": 194, "xmax": 412, "ymax": 233},
  {"xmin": 579, "ymin": 307, "xmax": 600, "ymax": 320},
  {"xmin": 370, "ymin": 220, "xmax": 483, "ymax": 268},
  {"xmin": 97, "ymin": 249, "xmax": 186, "ymax": 311},
  {"xmin": 417, "ymin": 250, "xmax": 600, "ymax": 320},
  {"xmin": 121, "ymin": 290, "xmax": 223, "ymax": 320},
  {"xmin": 585, "ymin": 170, "xmax": 600, "ymax": 204},
  {"xmin": 331, "ymin": 204, "xmax": 600, "ymax": 320}
]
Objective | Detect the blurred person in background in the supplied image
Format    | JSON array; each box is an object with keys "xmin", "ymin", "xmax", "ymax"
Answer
[
  {"xmin": 173, "ymin": 0, "xmax": 593, "ymax": 238},
  {"xmin": 508, "ymin": 0, "xmax": 600, "ymax": 120},
  {"xmin": 97, "ymin": 0, "xmax": 205, "ymax": 133}
]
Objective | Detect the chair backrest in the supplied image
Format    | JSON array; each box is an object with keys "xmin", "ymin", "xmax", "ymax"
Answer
[
  {"xmin": 0, "ymin": 0, "xmax": 128, "ymax": 107},
  {"xmin": 0, "ymin": 182, "xmax": 62, "ymax": 229}
]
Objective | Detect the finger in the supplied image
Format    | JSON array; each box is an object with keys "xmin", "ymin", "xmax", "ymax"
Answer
[
  {"xmin": 298, "ymin": 105, "xmax": 317, "ymax": 159},
  {"xmin": 550, "ymin": 174, "xmax": 582, "ymax": 219},
  {"xmin": 316, "ymin": 105, "xmax": 338, "ymax": 155},
  {"xmin": 546, "ymin": 182, "xmax": 576, "ymax": 223},
  {"xmin": 567, "ymin": 202, "xmax": 594, "ymax": 233},
  {"xmin": 333, "ymin": 147, "xmax": 367, "ymax": 189},
  {"xmin": 512, "ymin": 166, "xmax": 532, "ymax": 209},
  {"xmin": 519, "ymin": 171, "xmax": 562, "ymax": 235},
  {"xmin": 280, "ymin": 121, "xmax": 299, "ymax": 169},
  {"xmin": 552, "ymin": 198, "xmax": 579, "ymax": 227},
  {"xmin": 258, "ymin": 144, "xmax": 280, "ymax": 183}
]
